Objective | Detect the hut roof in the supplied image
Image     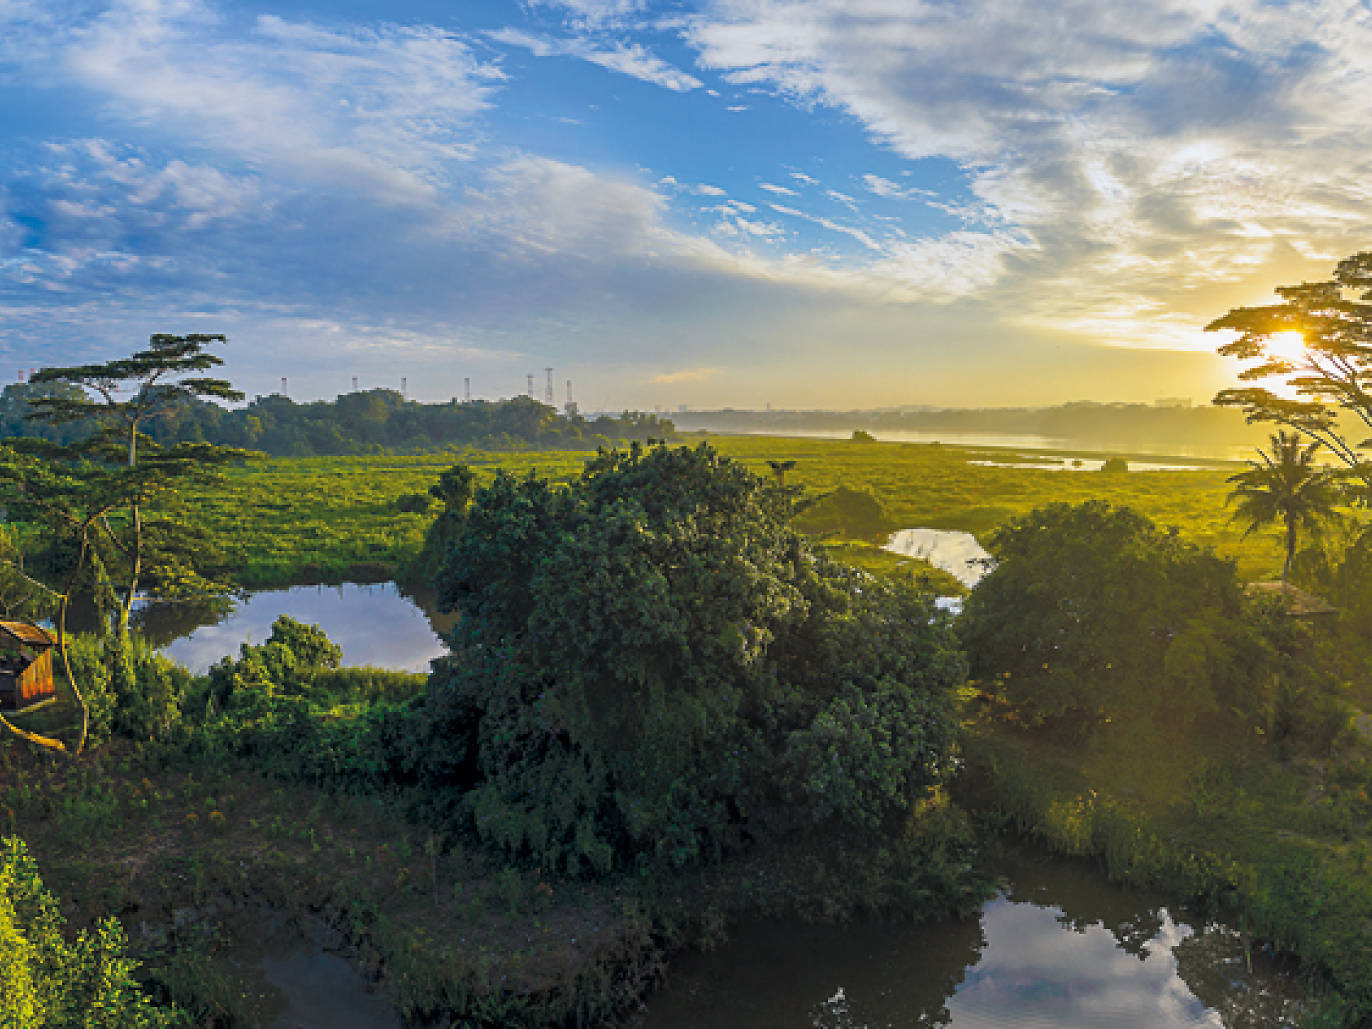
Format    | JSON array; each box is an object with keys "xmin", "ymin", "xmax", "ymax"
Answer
[
  {"xmin": 0, "ymin": 621, "xmax": 55, "ymax": 647},
  {"xmin": 1245, "ymin": 582, "xmax": 1337, "ymax": 618}
]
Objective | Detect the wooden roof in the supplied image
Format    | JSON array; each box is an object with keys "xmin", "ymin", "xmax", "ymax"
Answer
[
  {"xmin": 1245, "ymin": 581, "xmax": 1337, "ymax": 618},
  {"xmin": 0, "ymin": 621, "xmax": 55, "ymax": 647}
]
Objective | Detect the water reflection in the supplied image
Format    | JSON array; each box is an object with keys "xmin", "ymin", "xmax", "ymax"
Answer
[
  {"xmin": 146, "ymin": 582, "xmax": 454, "ymax": 673},
  {"xmin": 632, "ymin": 848, "xmax": 1307, "ymax": 1028},
  {"xmin": 884, "ymin": 529, "xmax": 993, "ymax": 590}
]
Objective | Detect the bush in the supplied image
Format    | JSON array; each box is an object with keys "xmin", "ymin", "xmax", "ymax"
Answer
[
  {"xmin": 794, "ymin": 485, "xmax": 894, "ymax": 540},
  {"xmin": 423, "ymin": 443, "xmax": 966, "ymax": 876},
  {"xmin": 961, "ymin": 501, "xmax": 1282, "ymax": 735},
  {"xmin": 0, "ymin": 837, "xmax": 179, "ymax": 1027}
]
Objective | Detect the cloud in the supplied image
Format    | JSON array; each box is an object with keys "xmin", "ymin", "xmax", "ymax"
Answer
[
  {"xmin": 758, "ymin": 182, "xmax": 798, "ymax": 196},
  {"xmin": 488, "ymin": 27, "xmax": 701, "ymax": 92},
  {"xmin": 5, "ymin": 1, "xmax": 504, "ymax": 208},
  {"xmin": 790, "ymin": 171, "xmax": 819, "ymax": 186},
  {"xmin": 684, "ymin": 0, "xmax": 1372, "ymax": 348},
  {"xmin": 650, "ymin": 367, "xmax": 719, "ymax": 384}
]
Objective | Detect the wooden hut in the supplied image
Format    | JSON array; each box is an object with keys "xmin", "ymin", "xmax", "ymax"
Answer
[
  {"xmin": 0, "ymin": 621, "xmax": 57, "ymax": 712},
  {"xmin": 1245, "ymin": 582, "xmax": 1338, "ymax": 627}
]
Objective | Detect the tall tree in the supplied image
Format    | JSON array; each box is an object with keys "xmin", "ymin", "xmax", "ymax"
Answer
[
  {"xmin": 27, "ymin": 334, "xmax": 243, "ymax": 637},
  {"xmin": 1207, "ymin": 251, "xmax": 1372, "ymax": 483},
  {"xmin": 1226, "ymin": 431, "xmax": 1342, "ymax": 585},
  {"xmin": 0, "ymin": 334, "xmax": 247, "ymax": 755}
]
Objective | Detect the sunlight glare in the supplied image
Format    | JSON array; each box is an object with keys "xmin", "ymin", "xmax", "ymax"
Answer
[{"xmin": 1265, "ymin": 331, "xmax": 1308, "ymax": 368}]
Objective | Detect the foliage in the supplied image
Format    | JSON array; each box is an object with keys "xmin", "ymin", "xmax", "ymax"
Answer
[
  {"xmin": 424, "ymin": 443, "xmax": 966, "ymax": 876},
  {"xmin": 1208, "ymin": 249, "xmax": 1372, "ymax": 479},
  {"xmin": 0, "ymin": 334, "xmax": 248, "ymax": 754},
  {"xmin": 793, "ymin": 485, "xmax": 894, "ymax": 540},
  {"xmin": 1226, "ymin": 430, "xmax": 1342, "ymax": 583},
  {"xmin": 204, "ymin": 615, "xmax": 342, "ymax": 709},
  {"xmin": 961, "ymin": 501, "xmax": 1289, "ymax": 735},
  {"xmin": 0, "ymin": 384, "xmax": 676, "ymax": 457},
  {"xmin": 850, "ymin": 429, "xmax": 877, "ymax": 442},
  {"xmin": 0, "ymin": 836, "xmax": 179, "ymax": 1027},
  {"xmin": 1100, "ymin": 456, "xmax": 1129, "ymax": 473}
]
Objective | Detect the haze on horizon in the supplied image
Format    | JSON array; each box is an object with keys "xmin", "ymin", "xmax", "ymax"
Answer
[{"xmin": 2, "ymin": 0, "xmax": 1369, "ymax": 412}]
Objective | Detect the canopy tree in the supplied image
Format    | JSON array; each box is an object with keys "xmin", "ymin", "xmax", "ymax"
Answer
[
  {"xmin": 1207, "ymin": 250, "xmax": 1372, "ymax": 481},
  {"xmin": 1226, "ymin": 431, "xmax": 1341, "ymax": 584},
  {"xmin": 0, "ymin": 334, "xmax": 247, "ymax": 754},
  {"xmin": 423, "ymin": 443, "xmax": 968, "ymax": 883}
]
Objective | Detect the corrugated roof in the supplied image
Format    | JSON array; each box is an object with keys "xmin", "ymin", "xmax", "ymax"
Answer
[
  {"xmin": 0, "ymin": 621, "xmax": 56, "ymax": 647},
  {"xmin": 1246, "ymin": 581, "xmax": 1337, "ymax": 617}
]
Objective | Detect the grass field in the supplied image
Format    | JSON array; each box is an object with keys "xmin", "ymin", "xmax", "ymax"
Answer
[{"xmin": 180, "ymin": 434, "xmax": 1300, "ymax": 590}]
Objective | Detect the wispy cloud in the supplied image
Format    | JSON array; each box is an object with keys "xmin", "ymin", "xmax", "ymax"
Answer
[
  {"xmin": 650, "ymin": 367, "xmax": 719, "ymax": 384},
  {"xmin": 758, "ymin": 181, "xmax": 797, "ymax": 196},
  {"xmin": 488, "ymin": 26, "xmax": 701, "ymax": 92}
]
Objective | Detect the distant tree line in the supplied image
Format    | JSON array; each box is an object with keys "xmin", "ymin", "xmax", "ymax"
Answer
[
  {"xmin": 0, "ymin": 384, "xmax": 675, "ymax": 456},
  {"xmin": 673, "ymin": 400, "xmax": 1275, "ymax": 449}
]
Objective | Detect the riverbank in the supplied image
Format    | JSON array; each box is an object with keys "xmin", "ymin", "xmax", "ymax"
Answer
[
  {"xmin": 959, "ymin": 720, "xmax": 1372, "ymax": 1024},
  {"xmin": 3, "ymin": 729, "xmax": 987, "ymax": 1026}
]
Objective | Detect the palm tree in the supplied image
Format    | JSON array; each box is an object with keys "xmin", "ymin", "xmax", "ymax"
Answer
[{"xmin": 1227, "ymin": 431, "xmax": 1342, "ymax": 585}]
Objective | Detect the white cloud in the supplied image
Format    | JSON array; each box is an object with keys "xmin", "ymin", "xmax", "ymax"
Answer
[
  {"xmin": 685, "ymin": 0, "xmax": 1372, "ymax": 348},
  {"xmin": 18, "ymin": 1, "xmax": 505, "ymax": 207},
  {"xmin": 650, "ymin": 367, "xmax": 719, "ymax": 384},
  {"xmin": 790, "ymin": 171, "xmax": 819, "ymax": 185},
  {"xmin": 758, "ymin": 181, "xmax": 797, "ymax": 196},
  {"xmin": 488, "ymin": 27, "xmax": 701, "ymax": 92}
]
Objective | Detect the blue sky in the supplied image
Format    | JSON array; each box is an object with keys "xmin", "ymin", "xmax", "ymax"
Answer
[{"xmin": 2, "ymin": 0, "xmax": 1370, "ymax": 410}]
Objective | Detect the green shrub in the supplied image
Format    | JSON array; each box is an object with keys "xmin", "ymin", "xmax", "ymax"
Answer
[{"xmin": 0, "ymin": 837, "xmax": 179, "ymax": 1027}]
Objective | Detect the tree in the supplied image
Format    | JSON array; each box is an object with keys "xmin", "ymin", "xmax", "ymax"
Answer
[
  {"xmin": 766, "ymin": 458, "xmax": 797, "ymax": 486},
  {"xmin": 1226, "ymin": 431, "xmax": 1342, "ymax": 584},
  {"xmin": 423, "ymin": 443, "xmax": 966, "ymax": 877},
  {"xmin": 0, "ymin": 334, "xmax": 247, "ymax": 754},
  {"xmin": 961, "ymin": 502, "xmax": 1274, "ymax": 735},
  {"xmin": 1207, "ymin": 251, "xmax": 1372, "ymax": 480},
  {"xmin": 27, "ymin": 333, "xmax": 243, "ymax": 638}
]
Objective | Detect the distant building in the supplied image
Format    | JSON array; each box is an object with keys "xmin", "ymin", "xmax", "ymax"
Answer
[{"xmin": 1245, "ymin": 582, "xmax": 1337, "ymax": 626}]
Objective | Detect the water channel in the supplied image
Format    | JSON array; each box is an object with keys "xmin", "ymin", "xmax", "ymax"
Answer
[
  {"xmin": 119, "ymin": 581, "xmax": 1308, "ymax": 1026},
  {"xmin": 630, "ymin": 846, "xmax": 1307, "ymax": 1027}
]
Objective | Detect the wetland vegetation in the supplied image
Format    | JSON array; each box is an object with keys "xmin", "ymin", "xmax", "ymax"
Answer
[{"xmin": 9, "ymin": 273, "xmax": 1372, "ymax": 1023}]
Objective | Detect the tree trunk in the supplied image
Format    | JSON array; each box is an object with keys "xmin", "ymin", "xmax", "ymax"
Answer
[{"xmin": 1282, "ymin": 517, "xmax": 1296, "ymax": 586}]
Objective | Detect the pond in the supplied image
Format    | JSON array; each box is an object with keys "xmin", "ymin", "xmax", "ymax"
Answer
[
  {"xmin": 884, "ymin": 528, "xmax": 993, "ymax": 590},
  {"xmin": 132, "ymin": 581, "xmax": 454, "ymax": 674},
  {"xmin": 630, "ymin": 846, "xmax": 1308, "ymax": 1027}
]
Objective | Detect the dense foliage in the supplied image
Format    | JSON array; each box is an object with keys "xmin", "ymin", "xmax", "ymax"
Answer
[
  {"xmin": 0, "ymin": 384, "xmax": 675, "ymax": 457},
  {"xmin": 1, "ymin": 837, "xmax": 178, "ymax": 1027},
  {"xmin": 423, "ymin": 443, "xmax": 967, "ymax": 876},
  {"xmin": 962, "ymin": 501, "xmax": 1327, "ymax": 738}
]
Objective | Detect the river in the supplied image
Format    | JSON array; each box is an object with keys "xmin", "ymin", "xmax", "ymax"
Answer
[{"xmin": 630, "ymin": 845, "xmax": 1307, "ymax": 1027}]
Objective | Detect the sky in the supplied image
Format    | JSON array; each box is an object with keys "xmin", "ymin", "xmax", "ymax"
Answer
[{"xmin": 2, "ymin": 0, "xmax": 1371, "ymax": 411}]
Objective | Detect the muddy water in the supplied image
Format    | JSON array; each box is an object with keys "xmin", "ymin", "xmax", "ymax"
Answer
[
  {"xmin": 220, "ymin": 911, "xmax": 400, "ymax": 1029},
  {"xmin": 631, "ymin": 847, "xmax": 1307, "ymax": 1028}
]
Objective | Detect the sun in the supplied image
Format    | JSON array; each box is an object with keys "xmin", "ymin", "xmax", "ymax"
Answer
[{"xmin": 1264, "ymin": 331, "xmax": 1309, "ymax": 368}]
